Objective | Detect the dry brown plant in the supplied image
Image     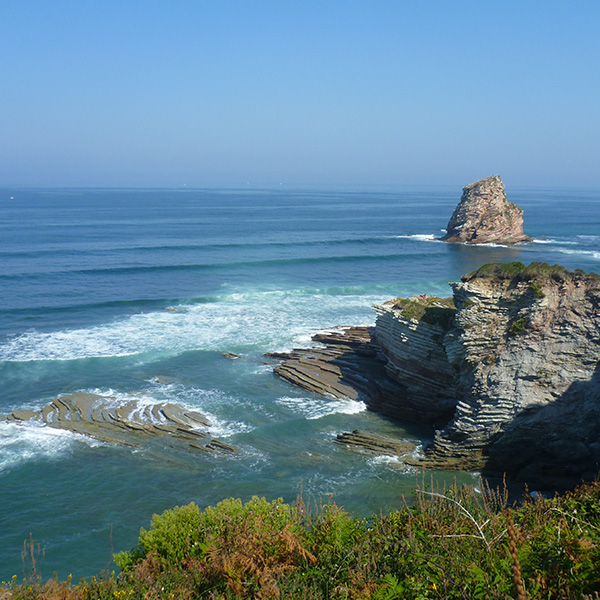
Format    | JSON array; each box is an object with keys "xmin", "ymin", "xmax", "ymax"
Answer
[{"xmin": 507, "ymin": 510, "xmax": 526, "ymax": 600}]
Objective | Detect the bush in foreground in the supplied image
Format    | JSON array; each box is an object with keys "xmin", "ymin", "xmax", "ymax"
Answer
[{"xmin": 3, "ymin": 479, "xmax": 600, "ymax": 599}]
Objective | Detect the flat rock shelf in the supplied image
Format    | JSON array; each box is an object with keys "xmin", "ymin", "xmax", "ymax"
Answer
[
  {"xmin": 0, "ymin": 393, "xmax": 238, "ymax": 455},
  {"xmin": 266, "ymin": 326, "xmax": 386, "ymax": 403}
]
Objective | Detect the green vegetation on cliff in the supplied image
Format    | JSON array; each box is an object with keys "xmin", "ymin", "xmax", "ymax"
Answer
[
  {"xmin": 389, "ymin": 296, "xmax": 456, "ymax": 329},
  {"xmin": 4, "ymin": 479, "xmax": 600, "ymax": 599},
  {"xmin": 462, "ymin": 261, "xmax": 600, "ymax": 284}
]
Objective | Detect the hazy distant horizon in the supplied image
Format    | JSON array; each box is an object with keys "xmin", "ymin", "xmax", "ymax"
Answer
[{"xmin": 2, "ymin": 2, "xmax": 598, "ymax": 189}]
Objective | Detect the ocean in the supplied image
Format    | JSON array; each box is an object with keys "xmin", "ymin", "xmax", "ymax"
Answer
[{"xmin": 0, "ymin": 185, "xmax": 598, "ymax": 580}]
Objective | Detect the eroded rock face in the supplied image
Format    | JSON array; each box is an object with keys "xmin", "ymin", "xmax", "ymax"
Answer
[
  {"xmin": 441, "ymin": 175, "xmax": 530, "ymax": 244},
  {"xmin": 383, "ymin": 263, "xmax": 600, "ymax": 488},
  {"xmin": 268, "ymin": 326, "xmax": 385, "ymax": 403},
  {"xmin": 372, "ymin": 296, "xmax": 457, "ymax": 426},
  {"xmin": 270, "ymin": 262, "xmax": 600, "ymax": 489}
]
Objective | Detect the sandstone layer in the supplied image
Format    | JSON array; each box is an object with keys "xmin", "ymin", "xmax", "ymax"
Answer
[
  {"xmin": 0, "ymin": 393, "xmax": 237, "ymax": 456},
  {"xmin": 441, "ymin": 175, "xmax": 530, "ymax": 244},
  {"xmin": 335, "ymin": 430, "xmax": 415, "ymax": 457},
  {"xmin": 267, "ymin": 326, "xmax": 385, "ymax": 403},
  {"xmin": 271, "ymin": 262, "xmax": 600, "ymax": 489}
]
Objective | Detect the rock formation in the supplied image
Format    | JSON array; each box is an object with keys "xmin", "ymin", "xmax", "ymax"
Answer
[
  {"xmin": 267, "ymin": 326, "xmax": 385, "ymax": 403},
  {"xmin": 0, "ymin": 393, "xmax": 237, "ymax": 455},
  {"xmin": 270, "ymin": 262, "xmax": 600, "ymax": 489},
  {"xmin": 413, "ymin": 262, "xmax": 600, "ymax": 487},
  {"xmin": 441, "ymin": 175, "xmax": 530, "ymax": 244},
  {"xmin": 335, "ymin": 430, "xmax": 415, "ymax": 457}
]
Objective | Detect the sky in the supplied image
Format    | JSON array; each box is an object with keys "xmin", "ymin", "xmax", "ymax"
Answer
[{"xmin": 1, "ymin": 1, "xmax": 599, "ymax": 188}]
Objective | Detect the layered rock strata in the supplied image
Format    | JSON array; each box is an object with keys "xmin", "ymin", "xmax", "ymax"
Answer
[
  {"xmin": 372, "ymin": 296, "xmax": 457, "ymax": 426},
  {"xmin": 335, "ymin": 430, "xmax": 415, "ymax": 457},
  {"xmin": 0, "ymin": 393, "xmax": 237, "ymax": 455},
  {"xmin": 420, "ymin": 263, "xmax": 600, "ymax": 486},
  {"xmin": 441, "ymin": 175, "xmax": 530, "ymax": 244},
  {"xmin": 268, "ymin": 326, "xmax": 386, "ymax": 403},
  {"xmin": 271, "ymin": 262, "xmax": 600, "ymax": 488}
]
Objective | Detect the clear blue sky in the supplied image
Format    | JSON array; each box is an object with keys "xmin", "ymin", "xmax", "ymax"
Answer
[{"xmin": 1, "ymin": 1, "xmax": 599, "ymax": 187}]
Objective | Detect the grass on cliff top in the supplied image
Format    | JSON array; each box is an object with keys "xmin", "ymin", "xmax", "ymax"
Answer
[
  {"xmin": 462, "ymin": 261, "xmax": 600, "ymax": 284},
  {"xmin": 5, "ymin": 478, "xmax": 600, "ymax": 600},
  {"xmin": 388, "ymin": 296, "xmax": 456, "ymax": 328}
]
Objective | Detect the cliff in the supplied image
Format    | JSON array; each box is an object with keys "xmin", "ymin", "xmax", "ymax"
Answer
[
  {"xmin": 271, "ymin": 262, "xmax": 600, "ymax": 489},
  {"xmin": 441, "ymin": 175, "xmax": 530, "ymax": 244},
  {"xmin": 376, "ymin": 262, "xmax": 600, "ymax": 488}
]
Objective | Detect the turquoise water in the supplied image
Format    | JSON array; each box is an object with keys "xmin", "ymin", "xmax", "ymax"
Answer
[{"xmin": 0, "ymin": 185, "xmax": 598, "ymax": 580}]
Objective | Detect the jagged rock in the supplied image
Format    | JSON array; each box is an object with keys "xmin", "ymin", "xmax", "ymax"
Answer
[
  {"xmin": 150, "ymin": 375, "xmax": 174, "ymax": 385},
  {"xmin": 441, "ymin": 175, "xmax": 530, "ymax": 244},
  {"xmin": 335, "ymin": 430, "xmax": 415, "ymax": 456},
  {"xmin": 271, "ymin": 262, "xmax": 600, "ymax": 489},
  {"xmin": 2, "ymin": 393, "xmax": 237, "ymax": 455},
  {"xmin": 378, "ymin": 262, "xmax": 600, "ymax": 488},
  {"xmin": 270, "ymin": 326, "xmax": 387, "ymax": 403}
]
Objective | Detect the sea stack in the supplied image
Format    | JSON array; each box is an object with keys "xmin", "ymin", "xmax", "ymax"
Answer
[{"xmin": 441, "ymin": 175, "xmax": 530, "ymax": 244}]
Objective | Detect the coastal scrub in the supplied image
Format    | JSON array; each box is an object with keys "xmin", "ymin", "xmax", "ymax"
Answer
[{"xmin": 4, "ymin": 479, "xmax": 600, "ymax": 599}]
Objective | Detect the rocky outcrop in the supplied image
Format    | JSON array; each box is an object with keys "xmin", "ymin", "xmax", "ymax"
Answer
[
  {"xmin": 372, "ymin": 296, "xmax": 457, "ymax": 426},
  {"xmin": 335, "ymin": 430, "xmax": 415, "ymax": 457},
  {"xmin": 0, "ymin": 393, "xmax": 237, "ymax": 455},
  {"xmin": 267, "ymin": 326, "xmax": 385, "ymax": 403},
  {"xmin": 271, "ymin": 262, "xmax": 600, "ymax": 489},
  {"xmin": 441, "ymin": 175, "xmax": 530, "ymax": 244},
  {"xmin": 416, "ymin": 263, "xmax": 600, "ymax": 484}
]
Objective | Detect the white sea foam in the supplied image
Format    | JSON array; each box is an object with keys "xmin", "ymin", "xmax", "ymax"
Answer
[
  {"xmin": 368, "ymin": 454, "xmax": 402, "ymax": 466},
  {"xmin": 0, "ymin": 289, "xmax": 385, "ymax": 363},
  {"xmin": 203, "ymin": 414, "xmax": 253, "ymax": 438},
  {"xmin": 394, "ymin": 233, "xmax": 438, "ymax": 242},
  {"xmin": 556, "ymin": 248, "xmax": 600, "ymax": 260},
  {"xmin": 275, "ymin": 395, "xmax": 365, "ymax": 420},
  {"xmin": 0, "ymin": 420, "xmax": 102, "ymax": 473},
  {"xmin": 532, "ymin": 238, "xmax": 578, "ymax": 245}
]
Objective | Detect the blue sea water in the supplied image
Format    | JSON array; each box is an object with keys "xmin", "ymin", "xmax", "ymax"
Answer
[{"xmin": 0, "ymin": 185, "xmax": 598, "ymax": 580}]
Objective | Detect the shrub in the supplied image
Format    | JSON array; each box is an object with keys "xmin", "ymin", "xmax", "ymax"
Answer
[
  {"xmin": 114, "ymin": 502, "xmax": 203, "ymax": 570},
  {"xmin": 508, "ymin": 318, "xmax": 527, "ymax": 336},
  {"xmin": 6, "ymin": 480, "xmax": 600, "ymax": 599}
]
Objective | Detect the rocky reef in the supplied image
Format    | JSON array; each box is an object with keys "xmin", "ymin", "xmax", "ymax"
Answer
[
  {"xmin": 0, "ymin": 393, "xmax": 237, "ymax": 455},
  {"xmin": 441, "ymin": 175, "xmax": 530, "ymax": 244},
  {"xmin": 271, "ymin": 262, "xmax": 600, "ymax": 489}
]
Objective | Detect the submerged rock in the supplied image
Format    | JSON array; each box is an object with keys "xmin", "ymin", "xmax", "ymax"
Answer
[
  {"xmin": 441, "ymin": 175, "xmax": 530, "ymax": 244},
  {"xmin": 1, "ymin": 393, "xmax": 237, "ymax": 455}
]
